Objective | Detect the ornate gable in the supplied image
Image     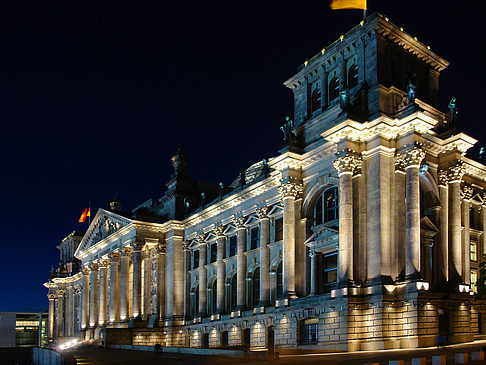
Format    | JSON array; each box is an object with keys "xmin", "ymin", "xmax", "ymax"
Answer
[
  {"xmin": 304, "ymin": 226, "xmax": 339, "ymax": 247},
  {"xmin": 76, "ymin": 209, "xmax": 132, "ymax": 254}
]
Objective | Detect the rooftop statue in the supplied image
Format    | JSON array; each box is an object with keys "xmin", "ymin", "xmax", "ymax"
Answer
[
  {"xmin": 339, "ymin": 86, "xmax": 351, "ymax": 112},
  {"xmin": 445, "ymin": 97, "xmax": 459, "ymax": 125},
  {"xmin": 407, "ymin": 72, "xmax": 417, "ymax": 104},
  {"xmin": 280, "ymin": 116, "xmax": 294, "ymax": 144}
]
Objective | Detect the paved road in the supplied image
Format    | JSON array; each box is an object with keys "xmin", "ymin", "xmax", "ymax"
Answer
[{"xmin": 68, "ymin": 340, "xmax": 486, "ymax": 365}]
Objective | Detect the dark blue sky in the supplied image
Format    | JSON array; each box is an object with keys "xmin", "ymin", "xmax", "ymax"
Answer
[{"xmin": 1, "ymin": 2, "xmax": 484, "ymax": 311}]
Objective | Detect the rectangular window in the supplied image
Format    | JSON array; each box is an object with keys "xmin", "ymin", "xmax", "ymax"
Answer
[
  {"xmin": 315, "ymin": 197, "xmax": 323, "ymax": 226},
  {"xmin": 193, "ymin": 250, "xmax": 199, "ymax": 269},
  {"xmin": 322, "ymin": 253, "xmax": 338, "ymax": 293},
  {"xmin": 229, "ymin": 236, "xmax": 237, "ymax": 257},
  {"xmin": 250, "ymin": 227, "xmax": 260, "ymax": 250},
  {"xmin": 301, "ymin": 319, "xmax": 318, "ymax": 344},
  {"xmin": 471, "ymin": 270, "xmax": 478, "ymax": 294},
  {"xmin": 471, "ymin": 240, "xmax": 478, "ymax": 262},
  {"xmin": 210, "ymin": 242, "xmax": 217, "ymax": 263},
  {"xmin": 275, "ymin": 218, "xmax": 283, "ymax": 242}
]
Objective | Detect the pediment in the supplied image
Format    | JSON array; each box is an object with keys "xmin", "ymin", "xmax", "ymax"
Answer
[
  {"xmin": 420, "ymin": 216, "xmax": 439, "ymax": 233},
  {"xmin": 76, "ymin": 209, "xmax": 133, "ymax": 254},
  {"xmin": 304, "ymin": 226, "xmax": 339, "ymax": 246}
]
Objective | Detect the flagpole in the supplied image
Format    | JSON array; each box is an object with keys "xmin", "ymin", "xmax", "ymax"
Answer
[{"xmin": 88, "ymin": 201, "xmax": 91, "ymax": 225}]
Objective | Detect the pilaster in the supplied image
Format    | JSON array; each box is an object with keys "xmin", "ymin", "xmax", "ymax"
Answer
[{"xmin": 256, "ymin": 206, "xmax": 270, "ymax": 307}]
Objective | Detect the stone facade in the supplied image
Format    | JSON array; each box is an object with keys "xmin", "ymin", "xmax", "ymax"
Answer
[{"xmin": 44, "ymin": 13, "xmax": 486, "ymax": 353}]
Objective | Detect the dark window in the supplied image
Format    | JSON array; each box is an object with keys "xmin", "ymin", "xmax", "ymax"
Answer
[
  {"xmin": 324, "ymin": 187, "xmax": 338, "ymax": 222},
  {"xmin": 192, "ymin": 285, "xmax": 199, "ymax": 317},
  {"xmin": 242, "ymin": 328, "xmax": 250, "ymax": 348},
  {"xmin": 229, "ymin": 235, "xmax": 237, "ymax": 257},
  {"xmin": 252, "ymin": 268, "xmax": 260, "ymax": 308},
  {"xmin": 471, "ymin": 207, "xmax": 478, "ymax": 230},
  {"xmin": 276, "ymin": 262, "xmax": 283, "ymax": 299},
  {"xmin": 329, "ymin": 77, "xmax": 340, "ymax": 101},
  {"xmin": 230, "ymin": 274, "xmax": 237, "ymax": 311},
  {"xmin": 221, "ymin": 331, "xmax": 229, "ymax": 347},
  {"xmin": 202, "ymin": 333, "xmax": 209, "ymax": 348},
  {"xmin": 210, "ymin": 280, "xmax": 217, "ymax": 314},
  {"xmin": 300, "ymin": 318, "xmax": 318, "ymax": 344},
  {"xmin": 275, "ymin": 218, "xmax": 283, "ymax": 242},
  {"xmin": 322, "ymin": 253, "xmax": 337, "ymax": 293},
  {"xmin": 210, "ymin": 242, "xmax": 217, "ymax": 263},
  {"xmin": 314, "ymin": 194, "xmax": 323, "ymax": 226},
  {"xmin": 193, "ymin": 250, "xmax": 199, "ymax": 269},
  {"xmin": 250, "ymin": 227, "xmax": 260, "ymax": 250},
  {"xmin": 311, "ymin": 83, "xmax": 321, "ymax": 112},
  {"xmin": 347, "ymin": 65, "xmax": 359, "ymax": 89}
]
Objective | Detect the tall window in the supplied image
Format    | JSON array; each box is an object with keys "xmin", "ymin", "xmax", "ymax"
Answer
[
  {"xmin": 328, "ymin": 77, "xmax": 340, "ymax": 101},
  {"xmin": 310, "ymin": 82, "xmax": 321, "ymax": 112},
  {"xmin": 314, "ymin": 187, "xmax": 339, "ymax": 226},
  {"xmin": 276, "ymin": 262, "xmax": 283, "ymax": 299},
  {"xmin": 322, "ymin": 253, "xmax": 338, "ymax": 293},
  {"xmin": 252, "ymin": 268, "xmax": 260, "ymax": 308},
  {"xmin": 229, "ymin": 235, "xmax": 237, "ymax": 257},
  {"xmin": 347, "ymin": 65, "xmax": 359, "ymax": 89},
  {"xmin": 209, "ymin": 280, "xmax": 217, "ymax": 314},
  {"xmin": 471, "ymin": 270, "xmax": 478, "ymax": 294},
  {"xmin": 192, "ymin": 285, "xmax": 199, "ymax": 317},
  {"xmin": 193, "ymin": 250, "xmax": 199, "ymax": 269},
  {"xmin": 275, "ymin": 218, "xmax": 283, "ymax": 242},
  {"xmin": 230, "ymin": 274, "xmax": 237, "ymax": 311},
  {"xmin": 250, "ymin": 227, "xmax": 260, "ymax": 250},
  {"xmin": 300, "ymin": 318, "xmax": 318, "ymax": 344},
  {"xmin": 471, "ymin": 240, "xmax": 478, "ymax": 262},
  {"xmin": 210, "ymin": 242, "xmax": 217, "ymax": 263}
]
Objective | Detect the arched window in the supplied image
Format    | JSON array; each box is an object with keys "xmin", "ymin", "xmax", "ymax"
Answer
[
  {"xmin": 252, "ymin": 268, "xmax": 260, "ymax": 308},
  {"xmin": 311, "ymin": 84, "xmax": 321, "ymax": 112},
  {"xmin": 328, "ymin": 77, "xmax": 340, "ymax": 102},
  {"xmin": 230, "ymin": 274, "xmax": 237, "ymax": 311},
  {"xmin": 276, "ymin": 262, "xmax": 283, "ymax": 299},
  {"xmin": 347, "ymin": 65, "xmax": 359, "ymax": 89},
  {"xmin": 313, "ymin": 187, "xmax": 339, "ymax": 226}
]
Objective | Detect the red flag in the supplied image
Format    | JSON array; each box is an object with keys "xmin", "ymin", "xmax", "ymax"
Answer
[
  {"xmin": 87, "ymin": 207, "xmax": 91, "ymax": 217},
  {"xmin": 78, "ymin": 208, "xmax": 88, "ymax": 223}
]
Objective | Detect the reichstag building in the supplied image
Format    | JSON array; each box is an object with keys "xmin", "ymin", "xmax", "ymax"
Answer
[{"xmin": 44, "ymin": 13, "xmax": 486, "ymax": 352}]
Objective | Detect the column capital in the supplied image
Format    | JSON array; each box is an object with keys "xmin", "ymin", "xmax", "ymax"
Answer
[
  {"xmin": 233, "ymin": 216, "xmax": 246, "ymax": 229},
  {"xmin": 90, "ymin": 262, "xmax": 100, "ymax": 271},
  {"xmin": 256, "ymin": 206, "xmax": 270, "ymax": 219},
  {"xmin": 121, "ymin": 246, "xmax": 133, "ymax": 256},
  {"xmin": 47, "ymin": 293, "xmax": 57, "ymax": 300},
  {"xmin": 278, "ymin": 182, "xmax": 303, "ymax": 199},
  {"xmin": 333, "ymin": 154, "xmax": 362, "ymax": 176},
  {"xmin": 100, "ymin": 258, "xmax": 111, "ymax": 268},
  {"xmin": 438, "ymin": 169, "xmax": 449, "ymax": 187},
  {"xmin": 57, "ymin": 290, "xmax": 65, "ymax": 298},
  {"xmin": 402, "ymin": 147, "xmax": 425, "ymax": 168},
  {"xmin": 131, "ymin": 241, "xmax": 145, "ymax": 252},
  {"xmin": 82, "ymin": 266, "xmax": 91, "ymax": 276},
  {"xmin": 110, "ymin": 251, "xmax": 121, "ymax": 262},
  {"xmin": 462, "ymin": 185, "xmax": 474, "ymax": 201},
  {"xmin": 445, "ymin": 161, "xmax": 465, "ymax": 183},
  {"xmin": 195, "ymin": 233, "xmax": 207, "ymax": 246},
  {"xmin": 213, "ymin": 225, "xmax": 226, "ymax": 238}
]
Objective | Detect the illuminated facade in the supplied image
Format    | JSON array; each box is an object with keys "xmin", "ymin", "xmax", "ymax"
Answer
[{"xmin": 45, "ymin": 13, "xmax": 486, "ymax": 352}]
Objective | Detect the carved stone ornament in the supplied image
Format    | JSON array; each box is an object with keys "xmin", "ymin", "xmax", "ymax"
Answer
[
  {"xmin": 47, "ymin": 293, "xmax": 57, "ymax": 300},
  {"xmin": 158, "ymin": 244, "xmax": 166, "ymax": 254},
  {"xmin": 446, "ymin": 161, "xmax": 465, "ymax": 183},
  {"xmin": 121, "ymin": 246, "xmax": 133, "ymax": 256},
  {"xmin": 110, "ymin": 251, "xmax": 121, "ymax": 262},
  {"xmin": 132, "ymin": 241, "xmax": 145, "ymax": 251},
  {"xmin": 233, "ymin": 216, "xmax": 246, "ymax": 229},
  {"xmin": 80, "ymin": 213, "xmax": 131, "ymax": 252},
  {"xmin": 149, "ymin": 247, "xmax": 158, "ymax": 258},
  {"xmin": 333, "ymin": 155, "xmax": 362, "ymax": 176},
  {"xmin": 90, "ymin": 262, "xmax": 100, "ymax": 271},
  {"xmin": 100, "ymin": 258, "xmax": 110, "ymax": 268},
  {"xmin": 213, "ymin": 225, "xmax": 226, "ymax": 237},
  {"xmin": 402, "ymin": 148, "xmax": 425, "ymax": 168},
  {"xmin": 82, "ymin": 266, "xmax": 91, "ymax": 275},
  {"xmin": 256, "ymin": 206, "xmax": 270, "ymax": 219},
  {"xmin": 395, "ymin": 153, "xmax": 405, "ymax": 172},
  {"xmin": 57, "ymin": 290, "xmax": 65, "ymax": 298},
  {"xmin": 195, "ymin": 233, "xmax": 207, "ymax": 244},
  {"xmin": 278, "ymin": 182, "xmax": 304, "ymax": 199},
  {"xmin": 438, "ymin": 170, "xmax": 448, "ymax": 186},
  {"xmin": 462, "ymin": 185, "xmax": 474, "ymax": 201}
]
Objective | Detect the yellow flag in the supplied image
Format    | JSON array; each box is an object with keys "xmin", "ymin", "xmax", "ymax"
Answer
[{"xmin": 330, "ymin": 0, "xmax": 366, "ymax": 10}]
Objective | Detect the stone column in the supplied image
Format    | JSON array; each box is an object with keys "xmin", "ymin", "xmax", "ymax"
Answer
[
  {"xmin": 214, "ymin": 226, "xmax": 226, "ymax": 313},
  {"xmin": 403, "ymin": 148, "xmax": 425, "ymax": 280},
  {"xmin": 81, "ymin": 267, "xmax": 90, "ymax": 330},
  {"xmin": 66, "ymin": 285, "xmax": 72, "ymax": 336},
  {"xmin": 89, "ymin": 262, "xmax": 99, "ymax": 328},
  {"xmin": 482, "ymin": 195, "xmax": 486, "ymax": 266},
  {"xmin": 164, "ymin": 226, "xmax": 185, "ymax": 328},
  {"xmin": 333, "ymin": 154, "xmax": 361, "ymax": 286},
  {"xmin": 278, "ymin": 183, "xmax": 303, "ymax": 299},
  {"xmin": 447, "ymin": 162, "xmax": 465, "ymax": 284},
  {"xmin": 257, "ymin": 207, "xmax": 270, "ymax": 306},
  {"xmin": 158, "ymin": 246, "xmax": 166, "ymax": 322},
  {"xmin": 438, "ymin": 171, "xmax": 449, "ymax": 282},
  {"xmin": 132, "ymin": 242, "xmax": 144, "ymax": 320},
  {"xmin": 120, "ymin": 246, "xmax": 132, "ymax": 322},
  {"xmin": 109, "ymin": 252, "xmax": 121, "ymax": 324},
  {"xmin": 234, "ymin": 217, "xmax": 247, "ymax": 308},
  {"xmin": 197, "ymin": 236, "xmax": 207, "ymax": 316},
  {"xmin": 463, "ymin": 185, "xmax": 473, "ymax": 285},
  {"xmin": 98, "ymin": 259, "xmax": 109, "ymax": 327},
  {"xmin": 47, "ymin": 292, "xmax": 56, "ymax": 339},
  {"xmin": 57, "ymin": 290, "xmax": 65, "ymax": 337},
  {"xmin": 309, "ymin": 247, "xmax": 317, "ymax": 295}
]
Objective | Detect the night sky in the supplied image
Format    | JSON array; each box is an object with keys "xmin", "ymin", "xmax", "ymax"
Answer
[{"xmin": 1, "ymin": 2, "xmax": 484, "ymax": 312}]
